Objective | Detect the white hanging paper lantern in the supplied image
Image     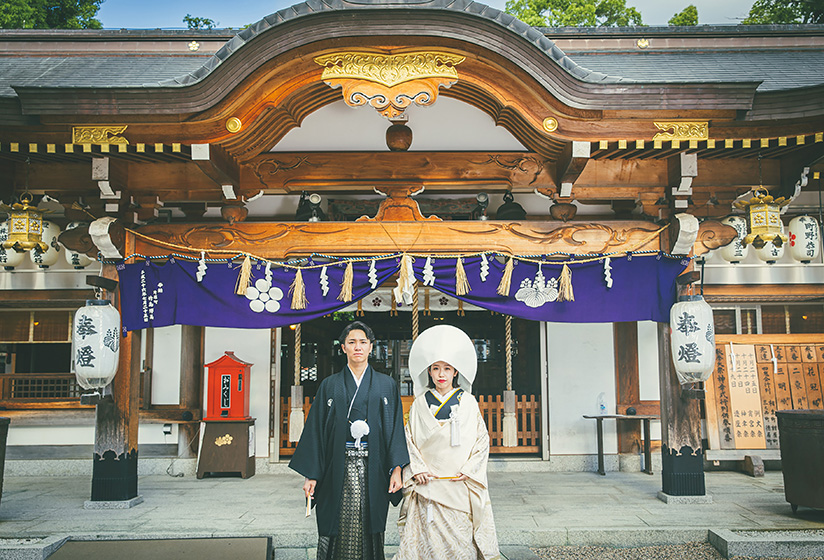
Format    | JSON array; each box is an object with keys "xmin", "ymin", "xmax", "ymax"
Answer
[
  {"xmin": 755, "ymin": 235, "xmax": 785, "ymax": 263},
  {"xmin": 30, "ymin": 220, "xmax": 61, "ymax": 268},
  {"xmin": 63, "ymin": 222, "xmax": 94, "ymax": 269},
  {"xmin": 670, "ymin": 295, "xmax": 715, "ymax": 384},
  {"xmin": 72, "ymin": 300, "xmax": 121, "ymax": 390},
  {"xmin": 0, "ymin": 221, "xmax": 26, "ymax": 270},
  {"xmin": 788, "ymin": 216, "xmax": 820, "ymax": 263},
  {"xmin": 719, "ymin": 215, "xmax": 749, "ymax": 263}
]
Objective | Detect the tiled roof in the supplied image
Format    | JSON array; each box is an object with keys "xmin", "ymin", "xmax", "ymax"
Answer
[
  {"xmin": 565, "ymin": 50, "xmax": 824, "ymax": 92},
  {"xmin": 0, "ymin": 57, "xmax": 207, "ymax": 97}
]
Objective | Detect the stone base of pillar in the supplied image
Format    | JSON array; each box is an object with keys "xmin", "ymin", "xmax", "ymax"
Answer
[
  {"xmin": 91, "ymin": 448, "xmax": 138, "ymax": 502},
  {"xmin": 661, "ymin": 444, "xmax": 706, "ymax": 496}
]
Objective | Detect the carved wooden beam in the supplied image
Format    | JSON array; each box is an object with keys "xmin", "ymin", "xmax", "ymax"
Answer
[
  {"xmin": 247, "ymin": 152, "xmax": 553, "ymax": 193},
  {"xmin": 132, "ymin": 219, "xmax": 664, "ymax": 259}
]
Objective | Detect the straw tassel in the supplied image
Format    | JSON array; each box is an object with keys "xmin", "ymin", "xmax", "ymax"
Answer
[
  {"xmin": 455, "ymin": 257, "xmax": 470, "ymax": 296},
  {"xmin": 290, "ymin": 268, "xmax": 308, "ymax": 309},
  {"xmin": 234, "ymin": 255, "xmax": 252, "ymax": 296},
  {"xmin": 558, "ymin": 263, "xmax": 574, "ymax": 302},
  {"xmin": 497, "ymin": 257, "xmax": 514, "ymax": 297},
  {"xmin": 338, "ymin": 261, "xmax": 353, "ymax": 302}
]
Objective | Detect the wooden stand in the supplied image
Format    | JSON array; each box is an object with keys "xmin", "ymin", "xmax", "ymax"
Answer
[
  {"xmin": 583, "ymin": 414, "xmax": 659, "ymax": 475},
  {"xmin": 196, "ymin": 419, "xmax": 256, "ymax": 479}
]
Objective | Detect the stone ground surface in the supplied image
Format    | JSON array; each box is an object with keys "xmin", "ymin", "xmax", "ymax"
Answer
[{"xmin": 0, "ymin": 465, "xmax": 822, "ymax": 558}]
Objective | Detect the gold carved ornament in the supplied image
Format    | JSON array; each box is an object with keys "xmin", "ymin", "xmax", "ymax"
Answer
[
  {"xmin": 314, "ymin": 51, "xmax": 466, "ymax": 119},
  {"xmin": 652, "ymin": 121, "xmax": 708, "ymax": 141},
  {"xmin": 215, "ymin": 434, "xmax": 234, "ymax": 447},
  {"xmin": 72, "ymin": 125, "xmax": 129, "ymax": 145}
]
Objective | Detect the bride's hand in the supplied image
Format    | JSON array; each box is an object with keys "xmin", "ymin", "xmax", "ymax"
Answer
[{"xmin": 413, "ymin": 472, "xmax": 434, "ymax": 485}]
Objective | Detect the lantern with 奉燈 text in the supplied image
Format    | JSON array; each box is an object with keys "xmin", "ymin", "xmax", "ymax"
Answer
[
  {"xmin": 788, "ymin": 216, "xmax": 820, "ymax": 263},
  {"xmin": 670, "ymin": 295, "xmax": 715, "ymax": 384},
  {"xmin": 63, "ymin": 222, "xmax": 94, "ymax": 269},
  {"xmin": 72, "ymin": 300, "xmax": 121, "ymax": 391}
]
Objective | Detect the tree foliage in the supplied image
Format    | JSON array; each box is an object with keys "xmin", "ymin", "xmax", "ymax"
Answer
[
  {"xmin": 505, "ymin": 0, "xmax": 644, "ymax": 27},
  {"xmin": 0, "ymin": 0, "xmax": 103, "ymax": 29},
  {"xmin": 183, "ymin": 14, "xmax": 216, "ymax": 30},
  {"xmin": 669, "ymin": 5, "xmax": 698, "ymax": 26},
  {"xmin": 743, "ymin": 0, "xmax": 824, "ymax": 24}
]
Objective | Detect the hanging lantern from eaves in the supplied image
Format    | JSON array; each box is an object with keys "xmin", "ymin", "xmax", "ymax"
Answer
[
  {"xmin": 733, "ymin": 189, "xmax": 790, "ymax": 250},
  {"xmin": 1, "ymin": 193, "xmax": 48, "ymax": 253},
  {"xmin": 30, "ymin": 221, "xmax": 61, "ymax": 268},
  {"xmin": 63, "ymin": 222, "xmax": 94, "ymax": 269},
  {"xmin": 670, "ymin": 295, "xmax": 715, "ymax": 384},
  {"xmin": 72, "ymin": 300, "xmax": 121, "ymax": 391},
  {"xmin": 0, "ymin": 220, "xmax": 26, "ymax": 270},
  {"xmin": 788, "ymin": 216, "xmax": 821, "ymax": 263},
  {"xmin": 718, "ymin": 215, "xmax": 749, "ymax": 263}
]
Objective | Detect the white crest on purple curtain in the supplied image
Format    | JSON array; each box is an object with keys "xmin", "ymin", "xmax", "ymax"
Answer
[
  {"xmin": 515, "ymin": 265, "xmax": 559, "ymax": 308},
  {"xmin": 246, "ymin": 277, "xmax": 284, "ymax": 313}
]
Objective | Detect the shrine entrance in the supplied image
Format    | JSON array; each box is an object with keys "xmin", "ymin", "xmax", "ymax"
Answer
[{"xmin": 274, "ymin": 284, "xmax": 543, "ymax": 458}]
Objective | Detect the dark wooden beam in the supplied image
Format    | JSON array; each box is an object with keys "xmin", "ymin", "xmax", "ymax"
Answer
[{"xmin": 178, "ymin": 325, "xmax": 203, "ymax": 458}]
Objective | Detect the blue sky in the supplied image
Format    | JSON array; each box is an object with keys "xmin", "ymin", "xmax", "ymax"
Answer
[{"xmin": 96, "ymin": 0, "xmax": 756, "ymax": 29}]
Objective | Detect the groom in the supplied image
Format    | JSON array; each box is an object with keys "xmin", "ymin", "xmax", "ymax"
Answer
[{"xmin": 290, "ymin": 321, "xmax": 409, "ymax": 560}]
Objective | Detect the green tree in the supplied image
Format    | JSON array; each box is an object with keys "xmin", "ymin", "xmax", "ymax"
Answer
[
  {"xmin": 183, "ymin": 14, "xmax": 216, "ymax": 30},
  {"xmin": 743, "ymin": 0, "xmax": 824, "ymax": 24},
  {"xmin": 669, "ymin": 5, "xmax": 698, "ymax": 25},
  {"xmin": 505, "ymin": 0, "xmax": 643, "ymax": 27},
  {"xmin": 0, "ymin": 0, "xmax": 103, "ymax": 29}
]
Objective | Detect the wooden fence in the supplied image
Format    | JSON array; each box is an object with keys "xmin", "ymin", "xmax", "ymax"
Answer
[{"xmin": 278, "ymin": 393, "xmax": 541, "ymax": 456}]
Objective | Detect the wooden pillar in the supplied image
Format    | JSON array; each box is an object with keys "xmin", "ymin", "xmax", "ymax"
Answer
[
  {"xmin": 657, "ymin": 322, "xmax": 706, "ymax": 495},
  {"xmin": 178, "ymin": 325, "xmax": 203, "ymax": 458},
  {"xmin": 614, "ymin": 322, "xmax": 640, "ymax": 453},
  {"xmin": 92, "ymin": 261, "xmax": 142, "ymax": 502}
]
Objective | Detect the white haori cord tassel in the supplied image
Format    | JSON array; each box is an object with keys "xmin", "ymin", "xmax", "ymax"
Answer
[
  {"xmin": 351, "ymin": 419, "xmax": 370, "ymax": 449},
  {"xmin": 426, "ymin": 502, "xmax": 434, "ymax": 523},
  {"xmin": 450, "ymin": 404, "xmax": 461, "ymax": 447}
]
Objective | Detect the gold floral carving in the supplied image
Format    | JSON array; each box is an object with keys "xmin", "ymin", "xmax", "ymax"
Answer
[
  {"xmin": 652, "ymin": 122, "xmax": 709, "ymax": 141},
  {"xmin": 215, "ymin": 435, "xmax": 233, "ymax": 446},
  {"xmin": 71, "ymin": 125, "xmax": 129, "ymax": 145},
  {"xmin": 314, "ymin": 52, "xmax": 465, "ymax": 119}
]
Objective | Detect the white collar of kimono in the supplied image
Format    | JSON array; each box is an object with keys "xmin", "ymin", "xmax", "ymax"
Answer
[
  {"xmin": 429, "ymin": 387, "xmax": 460, "ymax": 404},
  {"xmin": 409, "ymin": 325, "xmax": 477, "ymax": 398}
]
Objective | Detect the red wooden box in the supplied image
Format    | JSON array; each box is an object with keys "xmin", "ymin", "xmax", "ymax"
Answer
[{"xmin": 204, "ymin": 351, "xmax": 252, "ymax": 421}]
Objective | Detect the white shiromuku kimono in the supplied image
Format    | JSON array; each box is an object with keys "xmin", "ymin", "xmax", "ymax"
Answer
[{"xmin": 394, "ymin": 388, "xmax": 500, "ymax": 560}]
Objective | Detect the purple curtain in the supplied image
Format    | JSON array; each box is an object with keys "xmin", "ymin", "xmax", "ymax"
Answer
[{"xmin": 117, "ymin": 253, "xmax": 686, "ymax": 331}]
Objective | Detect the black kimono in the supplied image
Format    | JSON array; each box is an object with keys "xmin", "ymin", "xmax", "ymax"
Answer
[{"xmin": 289, "ymin": 365, "xmax": 409, "ymax": 541}]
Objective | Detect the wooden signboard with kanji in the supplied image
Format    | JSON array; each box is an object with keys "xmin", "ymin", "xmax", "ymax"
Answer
[{"xmin": 706, "ymin": 336, "xmax": 824, "ymax": 457}]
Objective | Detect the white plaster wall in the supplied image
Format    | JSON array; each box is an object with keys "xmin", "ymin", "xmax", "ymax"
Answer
[
  {"xmin": 7, "ymin": 425, "xmax": 94, "ymax": 446},
  {"xmin": 151, "ymin": 325, "xmax": 182, "ymax": 405},
  {"xmin": 274, "ymin": 98, "xmax": 526, "ymax": 152},
  {"xmin": 637, "ymin": 321, "xmax": 662, "ymax": 440},
  {"xmin": 204, "ymin": 327, "xmax": 272, "ymax": 458},
  {"xmin": 547, "ymin": 323, "xmax": 616, "ymax": 455}
]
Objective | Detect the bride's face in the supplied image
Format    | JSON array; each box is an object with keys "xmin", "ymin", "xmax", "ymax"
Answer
[{"xmin": 429, "ymin": 361, "xmax": 457, "ymax": 395}]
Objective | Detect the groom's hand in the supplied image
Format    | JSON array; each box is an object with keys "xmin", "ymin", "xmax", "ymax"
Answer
[
  {"xmin": 304, "ymin": 478, "xmax": 317, "ymax": 498},
  {"xmin": 388, "ymin": 466, "xmax": 402, "ymax": 493}
]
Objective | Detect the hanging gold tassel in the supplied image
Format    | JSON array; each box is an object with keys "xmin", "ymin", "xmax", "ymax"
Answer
[
  {"xmin": 497, "ymin": 257, "xmax": 514, "ymax": 297},
  {"xmin": 356, "ymin": 299, "xmax": 364, "ymax": 317},
  {"xmin": 455, "ymin": 257, "xmax": 470, "ymax": 295},
  {"xmin": 290, "ymin": 268, "xmax": 308, "ymax": 309},
  {"xmin": 337, "ymin": 261, "xmax": 353, "ymax": 302},
  {"xmin": 457, "ymin": 300, "xmax": 465, "ymax": 317},
  {"xmin": 390, "ymin": 291, "xmax": 398, "ymax": 316},
  {"xmin": 424, "ymin": 288, "xmax": 431, "ymax": 316},
  {"xmin": 234, "ymin": 255, "xmax": 252, "ymax": 296},
  {"xmin": 558, "ymin": 263, "xmax": 575, "ymax": 302}
]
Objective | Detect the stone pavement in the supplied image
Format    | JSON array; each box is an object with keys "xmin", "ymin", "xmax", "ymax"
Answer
[{"xmin": 0, "ymin": 461, "xmax": 822, "ymax": 559}]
